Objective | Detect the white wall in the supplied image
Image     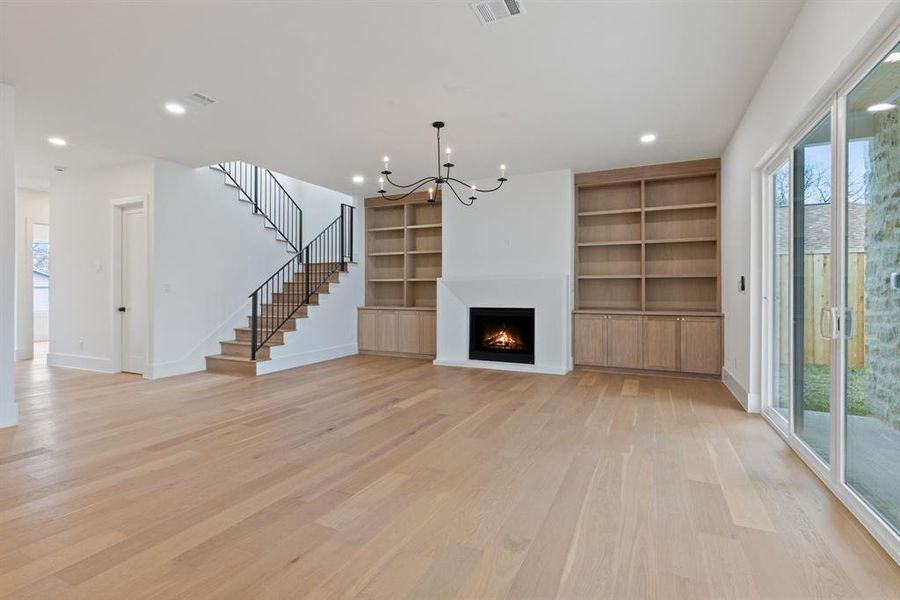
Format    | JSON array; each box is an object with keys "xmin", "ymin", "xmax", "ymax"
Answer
[
  {"xmin": 437, "ymin": 169, "xmax": 574, "ymax": 374},
  {"xmin": 721, "ymin": 0, "xmax": 900, "ymax": 409},
  {"xmin": 0, "ymin": 84, "xmax": 16, "ymax": 428},
  {"xmin": 48, "ymin": 158, "xmax": 361, "ymax": 378},
  {"xmin": 271, "ymin": 171, "xmax": 352, "ymax": 243},
  {"xmin": 14, "ymin": 188, "xmax": 49, "ymax": 359},
  {"xmin": 148, "ymin": 160, "xmax": 298, "ymax": 377},
  {"xmin": 443, "ymin": 169, "xmax": 574, "ymax": 281},
  {"xmin": 48, "ymin": 160, "xmax": 154, "ymax": 372}
]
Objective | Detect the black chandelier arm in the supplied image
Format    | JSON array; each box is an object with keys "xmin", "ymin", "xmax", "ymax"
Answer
[
  {"xmin": 446, "ymin": 181, "xmax": 475, "ymax": 207},
  {"xmin": 383, "ymin": 173, "xmax": 436, "ymax": 190},
  {"xmin": 379, "ymin": 177, "xmax": 435, "ymax": 202},
  {"xmin": 447, "ymin": 176, "xmax": 507, "ymax": 194}
]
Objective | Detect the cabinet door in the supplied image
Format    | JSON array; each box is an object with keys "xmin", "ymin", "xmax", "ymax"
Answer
[
  {"xmin": 398, "ymin": 311, "xmax": 420, "ymax": 354},
  {"xmin": 419, "ymin": 311, "xmax": 437, "ymax": 356},
  {"xmin": 376, "ymin": 310, "xmax": 400, "ymax": 353},
  {"xmin": 643, "ymin": 316, "xmax": 679, "ymax": 371},
  {"xmin": 680, "ymin": 317, "xmax": 721, "ymax": 375},
  {"xmin": 607, "ymin": 316, "xmax": 643, "ymax": 369},
  {"xmin": 358, "ymin": 309, "xmax": 379, "ymax": 351},
  {"xmin": 572, "ymin": 315, "xmax": 607, "ymax": 366}
]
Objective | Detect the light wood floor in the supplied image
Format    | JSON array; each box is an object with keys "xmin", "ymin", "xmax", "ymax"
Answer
[{"xmin": 1, "ymin": 354, "xmax": 898, "ymax": 599}]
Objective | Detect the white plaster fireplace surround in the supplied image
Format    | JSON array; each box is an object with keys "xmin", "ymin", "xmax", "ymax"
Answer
[{"xmin": 434, "ymin": 169, "xmax": 574, "ymax": 375}]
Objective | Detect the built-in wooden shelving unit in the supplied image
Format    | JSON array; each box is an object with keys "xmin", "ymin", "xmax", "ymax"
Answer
[
  {"xmin": 574, "ymin": 159, "xmax": 721, "ymax": 313},
  {"xmin": 364, "ymin": 191, "xmax": 442, "ymax": 308},
  {"xmin": 572, "ymin": 159, "xmax": 723, "ymax": 377},
  {"xmin": 360, "ymin": 191, "xmax": 440, "ymax": 358}
]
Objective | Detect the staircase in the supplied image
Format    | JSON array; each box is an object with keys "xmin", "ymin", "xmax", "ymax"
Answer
[{"xmin": 204, "ymin": 162, "xmax": 355, "ymax": 376}]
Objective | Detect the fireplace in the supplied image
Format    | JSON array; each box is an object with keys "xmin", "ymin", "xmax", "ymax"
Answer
[{"xmin": 469, "ymin": 307, "xmax": 535, "ymax": 364}]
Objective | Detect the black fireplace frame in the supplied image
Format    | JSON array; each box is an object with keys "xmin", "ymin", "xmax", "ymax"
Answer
[{"xmin": 468, "ymin": 307, "xmax": 535, "ymax": 365}]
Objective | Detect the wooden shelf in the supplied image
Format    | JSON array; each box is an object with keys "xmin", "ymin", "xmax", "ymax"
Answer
[
  {"xmin": 644, "ymin": 202, "xmax": 717, "ymax": 213},
  {"xmin": 364, "ymin": 192, "xmax": 442, "ymax": 308},
  {"xmin": 577, "ymin": 240, "xmax": 642, "ymax": 247},
  {"xmin": 574, "ymin": 161, "xmax": 720, "ymax": 314},
  {"xmin": 645, "ymin": 274, "xmax": 717, "ymax": 279},
  {"xmin": 577, "ymin": 208, "xmax": 642, "ymax": 217},
  {"xmin": 645, "ymin": 237, "xmax": 716, "ymax": 244}
]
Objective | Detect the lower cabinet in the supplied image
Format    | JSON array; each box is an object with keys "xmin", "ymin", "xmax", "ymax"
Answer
[
  {"xmin": 572, "ymin": 314, "xmax": 642, "ymax": 369},
  {"xmin": 359, "ymin": 308, "xmax": 436, "ymax": 357},
  {"xmin": 573, "ymin": 312, "xmax": 721, "ymax": 376}
]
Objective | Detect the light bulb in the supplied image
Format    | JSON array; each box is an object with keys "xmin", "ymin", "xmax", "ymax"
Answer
[
  {"xmin": 378, "ymin": 177, "xmax": 385, "ymax": 190},
  {"xmin": 446, "ymin": 147, "xmax": 452, "ymax": 155},
  {"xmin": 500, "ymin": 164, "xmax": 506, "ymax": 177},
  {"xmin": 428, "ymin": 187, "xmax": 435, "ymax": 200}
]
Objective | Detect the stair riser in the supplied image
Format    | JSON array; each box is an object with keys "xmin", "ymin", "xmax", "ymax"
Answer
[
  {"xmin": 235, "ymin": 330, "xmax": 285, "ymax": 344},
  {"xmin": 206, "ymin": 356, "xmax": 258, "ymax": 376},
  {"xmin": 273, "ymin": 287, "xmax": 327, "ymax": 304},
  {"xmin": 292, "ymin": 270, "xmax": 342, "ymax": 283},
  {"xmin": 247, "ymin": 316, "xmax": 300, "ymax": 330},
  {"xmin": 221, "ymin": 342, "xmax": 271, "ymax": 360}
]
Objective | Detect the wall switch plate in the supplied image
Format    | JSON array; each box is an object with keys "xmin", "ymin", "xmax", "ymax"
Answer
[{"xmin": 891, "ymin": 272, "xmax": 899, "ymax": 291}]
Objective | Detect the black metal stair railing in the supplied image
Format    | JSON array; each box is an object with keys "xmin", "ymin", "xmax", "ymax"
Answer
[
  {"xmin": 249, "ymin": 203, "xmax": 354, "ymax": 360},
  {"xmin": 218, "ymin": 161, "xmax": 303, "ymax": 252}
]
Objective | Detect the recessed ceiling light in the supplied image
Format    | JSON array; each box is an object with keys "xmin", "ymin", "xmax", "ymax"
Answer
[
  {"xmin": 867, "ymin": 103, "xmax": 896, "ymax": 112},
  {"xmin": 640, "ymin": 133, "xmax": 657, "ymax": 144},
  {"xmin": 884, "ymin": 52, "xmax": 900, "ymax": 63},
  {"xmin": 352, "ymin": 175, "xmax": 365, "ymax": 184},
  {"xmin": 164, "ymin": 102, "xmax": 186, "ymax": 115},
  {"xmin": 47, "ymin": 136, "xmax": 67, "ymax": 147}
]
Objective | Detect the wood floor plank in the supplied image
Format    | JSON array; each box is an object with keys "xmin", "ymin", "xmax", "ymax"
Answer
[{"xmin": 0, "ymin": 353, "xmax": 896, "ymax": 599}]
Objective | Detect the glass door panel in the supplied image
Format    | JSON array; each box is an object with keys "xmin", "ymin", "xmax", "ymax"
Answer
[
  {"xmin": 792, "ymin": 115, "xmax": 833, "ymax": 464},
  {"xmin": 844, "ymin": 42, "xmax": 899, "ymax": 533},
  {"xmin": 772, "ymin": 161, "xmax": 791, "ymax": 419}
]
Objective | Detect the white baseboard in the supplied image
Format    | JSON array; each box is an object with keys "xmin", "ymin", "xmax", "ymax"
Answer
[
  {"xmin": 15, "ymin": 347, "xmax": 32, "ymax": 361},
  {"xmin": 46, "ymin": 352, "xmax": 117, "ymax": 373},
  {"xmin": 433, "ymin": 358, "xmax": 569, "ymax": 376},
  {"xmin": 256, "ymin": 343, "xmax": 358, "ymax": 375},
  {"xmin": 722, "ymin": 368, "xmax": 760, "ymax": 412},
  {"xmin": 0, "ymin": 402, "xmax": 18, "ymax": 429}
]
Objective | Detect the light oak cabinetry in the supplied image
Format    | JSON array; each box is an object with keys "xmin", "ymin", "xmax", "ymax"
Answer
[
  {"xmin": 359, "ymin": 308, "xmax": 436, "ymax": 357},
  {"xmin": 642, "ymin": 316, "xmax": 679, "ymax": 371},
  {"xmin": 360, "ymin": 191, "xmax": 440, "ymax": 358},
  {"xmin": 572, "ymin": 314, "xmax": 643, "ymax": 370},
  {"xmin": 573, "ymin": 159, "xmax": 723, "ymax": 379},
  {"xmin": 574, "ymin": 312, "xmax": 721, "ymax": 376},
  {"xmin": 679, "ymin": 316, "xmax": 722, "ymax": 375}
]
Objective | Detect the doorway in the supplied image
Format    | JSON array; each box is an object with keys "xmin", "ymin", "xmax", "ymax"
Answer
[
  {"xmin": 115, "ymin": 202, "xmax": 147, "ymax": 375},
  {"xmin": 31, "ymin": 222, "xmax": 50, "ymax": 359}
]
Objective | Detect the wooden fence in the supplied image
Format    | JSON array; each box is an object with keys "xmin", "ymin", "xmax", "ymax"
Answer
[{"xmin": 775, "ymin": 251, "xmax": 866, "ymax": 368}]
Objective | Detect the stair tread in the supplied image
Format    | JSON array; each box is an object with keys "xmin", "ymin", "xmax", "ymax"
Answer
[
  {"xmin": 206, "ymin": 353, "xmax": 270, "ymax": 363},
  {"xmin": 222, "ymin": 339, "xmax": 282, "ymax": 348}
]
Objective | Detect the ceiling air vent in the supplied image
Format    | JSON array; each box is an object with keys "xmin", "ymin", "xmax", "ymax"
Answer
[
  {"xmin": 186, "ymin": 92, "xmax": 217, "ymax": 106},
  {"xmin": 471, "ymin": 0, "xmax": 523, "ymax": 25}
]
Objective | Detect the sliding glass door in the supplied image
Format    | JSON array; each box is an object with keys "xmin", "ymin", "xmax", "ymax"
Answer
[
  {"xmin": 792, "ymin": 115, "xmax": 834, "ymax": 464},
  {"xmin": 843, "ymin": 41, "xmax": 899, "ymax": 535},
  {"xmin": 764, "ymin": 36, "xmax": 899, "ymax": 551}
]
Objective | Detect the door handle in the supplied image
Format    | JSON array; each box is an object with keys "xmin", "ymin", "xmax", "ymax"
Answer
[
  {"xmin": 118, "ymin": 306, "xmax": 127, "ymax": 312},
  {"xmin": 844, "ymin": 308, "xmax": 855, "ymax": 340},
  {"xmin": 819, "ymin": 306, "xmax": 838, "ymax": 340}
]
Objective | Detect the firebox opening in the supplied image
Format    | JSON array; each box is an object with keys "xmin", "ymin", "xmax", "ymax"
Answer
[{"xmin": 469, "ymin": 307, "xmax": 535, "ymax": 364}]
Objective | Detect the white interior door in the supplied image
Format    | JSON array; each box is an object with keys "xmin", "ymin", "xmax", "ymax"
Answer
[{"xmin": 121, "ymin": 207, "xmax": 147, "ymax": 374}]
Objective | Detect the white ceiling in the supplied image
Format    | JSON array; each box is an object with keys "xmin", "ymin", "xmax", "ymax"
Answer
[{"xmin": 1, "ymin": 1, "xmax": 803, "ymax": 195}]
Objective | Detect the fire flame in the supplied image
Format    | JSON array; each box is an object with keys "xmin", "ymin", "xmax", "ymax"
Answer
[{"xmin": 483, "ymin": 329, "xmax": 524, "ymax": 350}]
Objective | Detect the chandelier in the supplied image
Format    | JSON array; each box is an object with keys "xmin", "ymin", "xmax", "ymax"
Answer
[{"xmin": 378, "ymin": 121, "xmax": 508, "ymax": 206}]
